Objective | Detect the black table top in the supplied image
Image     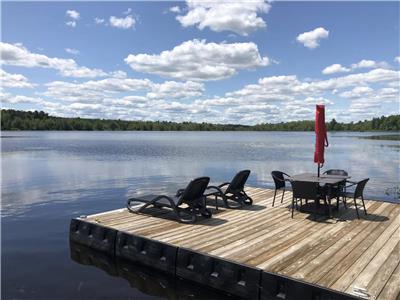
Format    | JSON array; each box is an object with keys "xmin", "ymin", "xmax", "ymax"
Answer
[{"xmin": 291, "ymin": 172, "xmax": 350, "ymax": 185}]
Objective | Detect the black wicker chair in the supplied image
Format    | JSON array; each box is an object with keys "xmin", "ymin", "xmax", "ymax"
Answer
[
  {"xmin": 271, "ymin": 171, "xmax": 291, "ymax": 207},
  {"xmin": 323, "ymin": 169, "xmax": 349, "ymax": 209},
  {"xmin": 344, "ymin": 178, "xmax": 369, "ymax": 219},
  {"xmin": 206, "ymin": 170, "xmax": 253, "ymax": 209},
  {"xmin": 289, "ymin": 180, "xmax": 325, "ymax": 219},
  {"xmin": 127, "ymin": 177, "xmax": 212, "ymax": 223}
]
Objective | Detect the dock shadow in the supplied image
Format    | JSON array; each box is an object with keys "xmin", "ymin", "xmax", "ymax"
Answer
[
  {"xmin": 138, "ymin": 207, "xmax": 228, "ymax": 226},
  {"xmin": 205, "ymin": 198, "xmax": 267, "ymax": 212},
  {"xmin": 281, "ymin": 202, "xmax": 390, "ymax": 223}
]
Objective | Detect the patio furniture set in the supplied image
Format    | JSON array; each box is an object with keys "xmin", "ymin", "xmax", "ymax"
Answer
[
  {"xmin": 271, "ymin": 169, "xmax": 369, "ymax": 219},
  {"xmin": 126, "ymin": 169, "xmax": 369, "ymax": 223}
]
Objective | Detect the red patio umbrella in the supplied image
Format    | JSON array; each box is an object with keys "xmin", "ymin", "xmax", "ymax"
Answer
[{"xmin": 314, "ymin": 104, "xmax": 329, "ymax": 177}]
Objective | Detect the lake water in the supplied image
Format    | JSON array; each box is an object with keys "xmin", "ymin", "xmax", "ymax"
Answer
[{"xmin": 2, "ymin": 131, "xmax": 399, "ymax": 299}]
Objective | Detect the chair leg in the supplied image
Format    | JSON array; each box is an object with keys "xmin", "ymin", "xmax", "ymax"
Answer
[
  {"xmin": 273, "ymin": 189, "xmax": 277, "ymax": 207},
  {"xmin": 361, "ymin": 196, "xmax": 367, "ymax": 215},
  {"xmin": 291, "ymin": 196, "xmax": 295, "ymax": 218},
  {"xmin": 354, "ymin": 197, "xmax": 360, "ymax": 219},
  {"xmin": 314, "ymin": 200, "xmax": 317, "ymax": 221},
  {"xmin": 281, "ymin": 188, "xmax": 285, "ymax": 203},
  {"xmin": 336, "ymin": 196, "xmax": 339, "ymax": 211}
]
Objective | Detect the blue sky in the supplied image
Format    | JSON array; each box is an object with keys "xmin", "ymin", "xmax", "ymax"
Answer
[{"xmin": 1, "ymin": 1, "xmax": 399, "ymax": 124}]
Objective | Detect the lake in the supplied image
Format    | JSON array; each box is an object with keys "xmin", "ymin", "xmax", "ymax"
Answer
[{"xmin": 2, "ymin": 131, "xmax": 399, "ymax": 299}]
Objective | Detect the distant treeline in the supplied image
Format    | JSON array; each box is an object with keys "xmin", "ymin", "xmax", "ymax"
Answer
[{"xmin": 1, "ymin": 109, "xmax": 400, "ymax": 131}]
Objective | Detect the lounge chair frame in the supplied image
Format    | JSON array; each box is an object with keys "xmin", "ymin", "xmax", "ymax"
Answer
[
  {"xmin": 127, "ymin": 177, "xmax": 212, "ymax": 223},
  {"xmin": 206, "ymin": 170, "xmax": 253, "ymax": 209}
]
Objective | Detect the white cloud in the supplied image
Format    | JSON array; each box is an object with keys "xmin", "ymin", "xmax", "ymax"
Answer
[
  {"xmin": 42, "ymin": 77, "xmax": 204, "ymax": 103},
  {"xmin": 296, "ymin": 27, "xmax": 329, "ymax": 49},
  {"xmin": 322, "ymin": 59, "xmax": 392, "ymax": 75},
  {"xmin": 147, "ymin": 81, "xmax": 204, "ymax": 99},
  {"xmin": 94, "ymin": 18, "xmax": 105, "ymax": 24},
  {"xmin": 175, "ymin": 0, "xmax": 270, "ymax": 36},
  {"xmin": 0, "ymin": 42, "xmax": 107, "ymax": 78},
  {"xmin": 124, "ymin": 39, "xmax": 270, "ymax": 81},
  {"xmin": 65, "ymin": 10, "xmax": 80, "ymax": 27},
  {"xmin": 109, "ymin": 15, "xmax": 136, "ymax": 29},
  {"xmin": 0, "ymin": 70, "xmax": 35, "ymax": 88},
  {"xmin": 65, "ymin": 21, "xmax": 77, "ymax": 28},
  {"xmin": 169, "ymin": 6, "xmax": 181, "ymax": 13},
  {"xmin": 1, "ymin": 92, "xmax": 43, "ymax": 104},
  {"xmin": 322, "ymin": 64, "xmax": 350, "ymax": 75},
  {"xmin": 350, "ymin": 59, "xmax": 390, "ymax": 70},
  {"xmin": 339, "ymin": 86, "xmax": 374, "ymax": 98},
  {"xmin": 395, "ymin": 56, "xmax": 400, "ymax": 63},
  {"xmin": 65, "ymin": 48, "xmax": 80, "ymax": 55},
  {"xmin": 66, "ymin": 10, "xmax": 80, "ymax": 20}
]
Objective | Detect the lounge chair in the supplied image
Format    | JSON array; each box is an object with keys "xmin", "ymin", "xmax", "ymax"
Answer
[
  {"xmin": 126, "ymin": 177, "xmax": 212, "ymax": 223},
  {"xmin": 206, "ymin": 170, "xmax": 253, "ymax": 209}
]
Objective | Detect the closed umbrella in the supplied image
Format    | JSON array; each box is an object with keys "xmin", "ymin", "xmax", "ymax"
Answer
[{"xmin": 314, "ymin": 104, "xmax": 329, "ymax": 177}]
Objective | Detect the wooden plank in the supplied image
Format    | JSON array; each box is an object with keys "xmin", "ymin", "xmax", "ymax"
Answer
[
  {"xmin": 279, "ymin": 201, "xmax": 382, "ymax": 276},
  {"xmin": 376, "ymin": 261, "xmax": 400, "ymax": 300},
  {"xmin": 288, "ymin": 202, "xmax": 392, "ymax": 281},
  {"xmin": 315, "ymin": 204, "xmax": 398, "ymax": 287},
  {"xmin": 344, "ymin": 229, "xmax": 399, "ymax": 294},
  {"xmin": 269, "ymin": 201, "xmax": 383, "ymax": 273},
  {"xmin": 366, "ymin": 242, "xmax": 400, "ymax": 300}
]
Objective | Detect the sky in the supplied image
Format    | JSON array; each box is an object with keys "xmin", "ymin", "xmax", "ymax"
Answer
[{"xmin": 1, "ymin": 1, "xmax": 399, "ymax": 124}]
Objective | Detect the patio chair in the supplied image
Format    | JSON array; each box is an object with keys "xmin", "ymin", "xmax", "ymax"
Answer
[
  {"xmin": 126, "ymin": 177, "xmax": 212, "ymax": 223},
  {"xmin": 289, "ymin": 180, "xmax": 325, "ymax": 219},
  {"xmin": 344, "ymin": 178, "xmax": 369, "ymax": 219},
  {"xmin": 206, "ymin": 170, "xmax": 253, "ymax": 209},
  {"xmin": 271, "ymin": 171, "xmax": 291, "ymax": 207},
  {"xmin": 323, "ymin": 169, "xmax": 349, "ymax": 209}
]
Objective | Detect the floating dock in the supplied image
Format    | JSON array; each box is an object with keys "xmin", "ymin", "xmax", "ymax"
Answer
[{"xmin": 70, "ymin": 187, "xmax": 399, "ymax": 300}]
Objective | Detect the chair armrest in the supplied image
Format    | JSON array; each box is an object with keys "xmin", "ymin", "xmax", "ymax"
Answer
[
  {"xmin": 345, "ymin": 180, "xmax": 357, "ymax": 188},
  {"xmin": 175, "ymin": 188, "xmax": 185, "ymax": 197},
  {"xmin": 218, "ymin": 182, "xmax": 230, "ymax": 188},
  {"xmin": 205, "ymin": 185, "xmax": 223, "ymax": 196}
]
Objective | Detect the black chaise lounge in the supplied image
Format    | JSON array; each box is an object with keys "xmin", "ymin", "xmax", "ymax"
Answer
[
  {"xmin": 206, "ymin": 170, "xmax": 253, "ymax": 209},
  {"xmin": 126, "ymin": 177, "xmax": 212, "ymax": 223}
]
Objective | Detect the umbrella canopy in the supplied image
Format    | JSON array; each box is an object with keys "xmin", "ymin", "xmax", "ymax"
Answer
[{"xmin": 314, "ymin": 104, "xmax": 329, "ymax": 176}]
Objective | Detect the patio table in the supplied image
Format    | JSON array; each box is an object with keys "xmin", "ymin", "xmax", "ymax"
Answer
[{"xmin": 290, "ymin": 172, "xmax": 350, "ymax": 216}]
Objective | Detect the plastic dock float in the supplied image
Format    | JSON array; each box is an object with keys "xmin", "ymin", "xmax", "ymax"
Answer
[{"xmin": 70, "ymin": 187, "xmax": 400, "ymax": 300}]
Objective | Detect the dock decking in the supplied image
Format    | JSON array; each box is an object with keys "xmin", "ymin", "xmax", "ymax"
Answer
[{"xmin": 70, "ymin": 187, "xmax": 400, "ymax": 300}]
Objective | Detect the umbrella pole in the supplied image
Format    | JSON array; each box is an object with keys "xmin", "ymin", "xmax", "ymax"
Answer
[{"xmin": 318, "ymin": 163, "xmax": 320, "ymax": 177}]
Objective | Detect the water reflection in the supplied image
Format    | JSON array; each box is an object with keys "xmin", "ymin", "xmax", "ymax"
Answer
[{"xmin": 70, "ymin": 242, "xmax": 238, "ymax": 300}]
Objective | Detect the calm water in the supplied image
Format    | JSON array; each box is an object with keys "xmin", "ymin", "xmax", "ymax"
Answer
[{"xmin": 2, "ymin": 131, "xmax": 399, "ymax": 299}]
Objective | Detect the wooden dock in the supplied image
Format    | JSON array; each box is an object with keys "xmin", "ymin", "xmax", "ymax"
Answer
[{"xmin": 70, "ymin": 187, "xmax": 400, "ymax": 300}]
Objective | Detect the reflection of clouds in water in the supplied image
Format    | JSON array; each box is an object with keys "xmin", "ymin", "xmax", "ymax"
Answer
[{"xmin": 2, "ymin": 131, "xmax": 399, "ymax": 217}]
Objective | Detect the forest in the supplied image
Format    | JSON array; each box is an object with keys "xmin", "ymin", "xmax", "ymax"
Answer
[{"xmin": 1, "ymin": 109, "xmax": 399, "ymax": 131}]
